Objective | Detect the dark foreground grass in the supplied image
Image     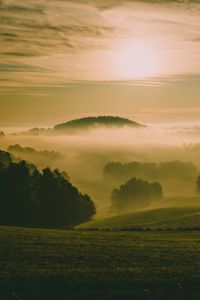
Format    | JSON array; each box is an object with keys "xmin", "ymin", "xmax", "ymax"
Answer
[{"xmin": 1, "ymin": 226, "xmax": 200, "ymax": 299}]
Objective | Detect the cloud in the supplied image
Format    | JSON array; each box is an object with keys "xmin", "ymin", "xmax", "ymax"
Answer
[
  {"xmin": 0, "ymin": 0, "xmax": 200, "ymax": 88},
  {"xmin": 0, "ymin": 63, "xmax": 47, "ymax": 72}
]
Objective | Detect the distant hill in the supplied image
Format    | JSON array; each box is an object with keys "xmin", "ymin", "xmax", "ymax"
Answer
[
  {"xmin": 8, "ymin": 144, "xmax": 63, "ymax": 160},
  {"xmin": 54, "ymin": 116, "xmax": 143, "ymax": 131},
  {"xmin": 23, "ymin": 116, "xmax": 144, "ymax": 135},
  {"xmin": 79, "ymin": 206, "xmax": 200, "ymax": 230},
  {"xmin": 0, "ymin": 131, "xmax": 5, "ymax": 137}
]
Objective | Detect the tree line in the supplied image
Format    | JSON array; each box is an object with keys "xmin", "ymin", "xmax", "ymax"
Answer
[
  {"xmin": 104, "ymin": 161, "xmax": 197, "ymax": 182},
  {"xmin": 0, "ymin": 150, "xmax": 95, "ymax": 227},
  {"xmin": 1, "ymin": 148, "xmax": 200, "ymax": 227}
]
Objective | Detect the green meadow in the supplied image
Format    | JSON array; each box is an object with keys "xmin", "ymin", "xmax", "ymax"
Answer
[
  {"xmin": 79, "ymin": 206, "xmax": 200, "ymax": 230},
  {"xmin": 1, "ymin": 226, "xmax": 200, "ymax": 299}
]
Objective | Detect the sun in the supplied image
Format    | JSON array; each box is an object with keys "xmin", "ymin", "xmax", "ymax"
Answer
[{"xmin": 116, "ymin": 40, "xmax": 159, "ymax": 80}]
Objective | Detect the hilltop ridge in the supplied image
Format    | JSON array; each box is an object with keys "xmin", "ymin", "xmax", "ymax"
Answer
[
  {"xmin": 25, "ymin": 116, "xmax": 144, "ymax": 135},
  {"xmin": 54, "ymin": 116, "xmax": 143, "ymax": 131}
]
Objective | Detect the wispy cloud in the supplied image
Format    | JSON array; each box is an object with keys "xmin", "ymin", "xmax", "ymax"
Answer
[{"xmin": 1, "ymin": 0, "xmax": 200, "ymax": 88}]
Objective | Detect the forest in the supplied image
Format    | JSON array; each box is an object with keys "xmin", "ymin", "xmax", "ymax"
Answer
[{"xmin": 0, "ymin": 150, "xmax": 95, "ymax": 227}]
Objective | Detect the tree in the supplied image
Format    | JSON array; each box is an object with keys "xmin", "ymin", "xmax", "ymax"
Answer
[
  {"xmin": 104, "ymin": 161, "xmax": 197, "ymax": 183},
  {"xmin": 0, "ymin": 131, "xmax": 5, "ymax": 138},
  {"xmin": 111, "ymin": 177, "xmax": 163, "ymax": 212},
  {"xmin": 0, "ymin": 160, "xmax": 34, "ymax": 226},
  {"xmin": 0, "ymin": 151, "xmax": 96, "ymax": 227},
  {"xmin": 0, "ymin": 150, "xmax": 12, "ymax": 168},
  {"xmin": 196, "ymin": 175, "xmax": 200, "ymax": 194},
  {"xmin": 35, "ymin": 168, "xmax": 96, "ymax": 227}
]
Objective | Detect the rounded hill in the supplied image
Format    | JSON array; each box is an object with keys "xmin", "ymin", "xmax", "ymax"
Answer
[{"xmin": 54, "ymin": 116, "xmax": 143, "ymax": 131}]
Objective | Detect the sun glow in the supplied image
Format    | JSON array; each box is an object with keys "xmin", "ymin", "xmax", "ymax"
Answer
[{"xmin": 116, "ymin": 41, "xmax": 159, "ymax": 80}]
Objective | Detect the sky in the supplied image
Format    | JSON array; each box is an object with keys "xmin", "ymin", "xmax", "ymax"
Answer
[{"xmin": 0, "ymin": 0, "xmax": 200, "ymax": 127}]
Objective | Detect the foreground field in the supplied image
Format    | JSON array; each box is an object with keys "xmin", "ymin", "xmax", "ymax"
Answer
[
  {"xmin": 80, "ymin": 206, "xmax": 200, "ymax": 230},
  {"xmin": 1, "ymin": 226, "xmax": 200, "ymax": 299}
]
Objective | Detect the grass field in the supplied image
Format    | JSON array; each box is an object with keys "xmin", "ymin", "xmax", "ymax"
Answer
[
  {"xmin": 79, "ymin": 206, "xmax": 200, "ymax": 230},
  {"xmin": 1, "ymin": 226, "xmax": 200, "ymax": 299}
]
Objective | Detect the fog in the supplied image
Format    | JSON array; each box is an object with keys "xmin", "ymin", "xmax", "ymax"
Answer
[{"xmin": 1, "ymin": 123, "xmax": 200, "ymax": 216}]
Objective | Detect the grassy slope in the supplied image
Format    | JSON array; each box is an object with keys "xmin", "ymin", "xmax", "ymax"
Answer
[
  {"xmin": 158, "ymin": 196, "xmax": 200, "ymax": 207},
  {"xmin": 1, "ymin": 226, "xmax": 200, "ymax": 299},
  {"xmin": 79, "ymin": 206, "xmax": 200, "ymax": 230}
]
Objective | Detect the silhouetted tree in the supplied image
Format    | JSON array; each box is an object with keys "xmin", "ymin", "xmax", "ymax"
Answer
[
  {"xmin": 0, "ymin": 151, "xmax": 95, "ymax": 227},
  {"xmin": 0, "ymin": 131, "xmax": 5, "ymax": 138},
  {"xmin": 0, "ymin": 150, "xmax": 12, "ymax": 168},
  {"xmin": 196, "ymin": 175, "xmax": 200, "ymax": 194},
  {"xmin": 0, "ymin": 160, "xmax": 34, "ymax": 226},
  {"xmin": 111, "ymin": 177, "xmax": 163, "ymax": 212}
]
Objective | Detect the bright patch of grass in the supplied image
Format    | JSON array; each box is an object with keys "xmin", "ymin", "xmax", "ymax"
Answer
[{"xmin": 79, "ymin": 206, "xmax": 200, "ymax": 230}]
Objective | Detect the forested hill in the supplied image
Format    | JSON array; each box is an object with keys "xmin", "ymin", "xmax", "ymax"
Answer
[
  {"xmin": 25, "ymin": 116, "xmax": 144, "ymax": 135},
  {"xmin": 54, "ymin": 116, "xmax": 143, "ymax": 131}
]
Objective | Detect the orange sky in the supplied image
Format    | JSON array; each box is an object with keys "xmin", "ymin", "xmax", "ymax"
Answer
[{"xmin": 0, "ymin": 0, "xmax": 200, "ymax": 126}]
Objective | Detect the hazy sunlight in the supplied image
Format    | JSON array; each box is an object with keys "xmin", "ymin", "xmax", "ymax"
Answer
[{"xmin": 115, "ymin": 40, "xmax": 160, "ymax": 80}]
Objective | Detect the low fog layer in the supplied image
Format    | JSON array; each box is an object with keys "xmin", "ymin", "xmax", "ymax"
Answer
[{"xmin": 1, "ymin": 123, "xmax": 200, "ymax": 216}]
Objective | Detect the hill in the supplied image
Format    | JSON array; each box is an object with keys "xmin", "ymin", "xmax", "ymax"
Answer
[
  {"xmin": 0, "ymin": 131, "xmax": 5, "ymax": 137},
  {"xmin": 24, "ymin": 116, "xmax": 144, "ymax": 135},
  {"xmin": 79, "ymin": 206, "xmax": 200, "ymax": 230},
  {"xmin": 54, "ymin": 116, "xmax": 143, "ymax": 131}
]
